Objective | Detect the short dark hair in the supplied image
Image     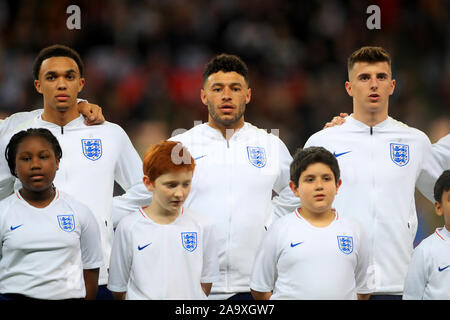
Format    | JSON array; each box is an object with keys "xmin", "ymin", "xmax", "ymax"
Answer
[
  {"xmin": 347, "ymin": 46, "xmax": 391, "ymax": 76},
  {"xmin": 434, "ymin": 170, "xmax": 450, "ymax": 203},
  {"xmin": 290, "ymin": 146, "xmax": 340, "ymax": 187},
  {"xmin": 32, "ymin": 44, "xmax": 84, "ymax": 80},
  {"xmin": 5, "ymin": 128, "xmax": 63, "ymax": 178},
  {"xmin": 203, "ymin": 53, "xmax": 249, "ymax": 85}
]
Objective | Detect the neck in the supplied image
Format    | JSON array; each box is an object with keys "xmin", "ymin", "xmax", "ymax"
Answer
[
  {"xmin": 297, "ymin": 207, "xmax": 335, "ymax": 228},
  {"xmin": 208, "ymin": 117, "xmax": 245, "ymax": 140},
  {"xmin": 42, "ymin": 103, "xmax": 80, "ymax": 127},
  {"xmin": 19, "ymin": 186, "xmax": 56, "ymax": 208},
  {"xmin": 352, "ymin": 108, "xmax": 388, "ymax": 127},
  {"xmin": 144, "ymin": 202, "xmax": 180, "ymax": 225}
]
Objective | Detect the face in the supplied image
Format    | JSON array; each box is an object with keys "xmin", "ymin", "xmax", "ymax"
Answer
[
  {"xmin": 34, "ymin": 56, "xmax": 85, "ymax": 115},
  {"xmin": 143, "ymin": 169, "xmax": 193, "ymax": 215},
  {"xmin": 15, "ymin": 136, "xmax": 59, "ymax": 193},
  {"xmin": 201, "ymin": 71, "xmax": 251, "ymax": 130},
  {"xmin": 435, "ymin": 190, "xmax": 450, "ymax": 230},
  {"xmin": 345, "ymin": 61, "xmax": 395, "ymax": 118},
  {"xmin": 289, "ymin": 162, "xmax": 341, "ymax": 215}
]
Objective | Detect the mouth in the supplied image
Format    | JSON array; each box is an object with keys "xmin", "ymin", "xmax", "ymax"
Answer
[
  {"xmin": 220, "ymin": 104, "xmax": 235, "ymax": 113},
  {"xmin": 29, "ymin": 174, "xmax": 45, "ymax": 181},
  {"xmin": 313, "ymin": 194, "xmax": 326, "ymax": 201},
  {"xmin": 368, "ymin": 94, "xmax": 380, "ymax": 102},
  {"xmin": 55, "ymin": 94, "xmax": 69, "ymax": 102}
]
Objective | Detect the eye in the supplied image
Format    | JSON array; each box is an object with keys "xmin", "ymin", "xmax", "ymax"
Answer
[
  {"xmin": 46, "ymin": 75, "xmax": 55, "ymax": 81},
  {"xmin": 377, "ymin": 74, "xmax": 388, "ymax": 80},
  {"xmin": 66, "ymin": 74, "xmax": 75, "ymax": 80}
]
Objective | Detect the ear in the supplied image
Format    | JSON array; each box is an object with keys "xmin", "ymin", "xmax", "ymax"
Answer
[
  {"xmin": 289, "ymin": 180, "xmax": 299, "ymax": 197},
  {"xmin": 34, "ymin": 80, "xmax": 42, "ymax": 94},
  {"xmin": 345, "ymin": 81, "xmax": 352, "ymax": 97},
  {"xmin": 435, "ymin": 201, "xmax": 443, "ymax": 217},
  {"xmin": 200, "ymin": 88, "xmax": 208, "ymax": 106},
  {"xmin": 55, "ymin": 159, "xmax": 60, "ymax": 171},
  {"xmin": 389, "ymin": 79, "xmax": 396, "ymax": 96},
  {"xmin": 143, "ymin": 175, "xmax": 154, "ymax": 193},
  {"xmin": 335, "ymin": 178, "xmax": 342, "ymax": 194},
  {"xmin": 78, "ymin": 78, "xmax": 85, "ymax": 93},
  {"xmin": 246, "ymin": 87, "xmax": 252, "ymax": 104}
]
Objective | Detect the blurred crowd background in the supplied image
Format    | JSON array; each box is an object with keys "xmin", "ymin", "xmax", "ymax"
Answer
[{"xmin": 0, "ymin": 0, "xmax": 448, "ymax": 244}]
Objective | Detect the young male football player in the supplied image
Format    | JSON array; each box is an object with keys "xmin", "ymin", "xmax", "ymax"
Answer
[
  {"xmin": 250, "ymin": 147, "xmax": 371, "ymax": 299},
  {"xmin": 303, "ymin": 46, "xmax": 442, "ymax": 299}
]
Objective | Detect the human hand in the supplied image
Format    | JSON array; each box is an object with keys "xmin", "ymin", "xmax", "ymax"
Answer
[{"xmin": 324, "ymin": 113, "xmax": 348, "ymax": 129}]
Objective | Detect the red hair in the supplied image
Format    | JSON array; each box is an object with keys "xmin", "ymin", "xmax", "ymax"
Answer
[{"xmin": 143, "ymin": 140, "xmax": 195, "ymax": 183}]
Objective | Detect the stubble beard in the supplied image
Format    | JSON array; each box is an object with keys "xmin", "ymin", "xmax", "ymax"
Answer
[{"xmin": 207, "ymin": 101, "xmax": 246, "ymax": 127}]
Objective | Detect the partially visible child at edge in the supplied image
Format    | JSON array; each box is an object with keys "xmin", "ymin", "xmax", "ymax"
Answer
[
  {"xmin": 0, "ymin": 128, "xmax": 103, "ymax": 300},
  {"xmin": 403, "ymin": 170, "xmax": 450, "ymax": 300},
  {"xmin": 250, "ymin": 146, "xmax": 372, "ymax": 299},
  {"xmin": 107, "ymin": 140, "xmax": 220, "ymax": 299}
]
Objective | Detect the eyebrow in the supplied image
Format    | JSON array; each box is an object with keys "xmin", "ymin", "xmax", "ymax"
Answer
[
  {"xmin": 44, "ymin": 69, "xmax": 78, "ymax": 76},
  {"xmin": 211, "ymin": 82, "xmax": 243, "ymax": 87}
]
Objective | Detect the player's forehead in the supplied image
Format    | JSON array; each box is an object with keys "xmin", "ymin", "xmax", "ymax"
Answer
[
  {"xmin": 39, "ymin": 56, "xmax": 80, "ymax": 76},
  {"xmin": 350, "ymin": 61, "xmax": 391, "ymax": 77},
  {"xmin": 205, "ymin": 71, "xmax": 247, "ymax": 87},
  {"xmin": 16, "ymin": 135, "xmax": 53, "ymax": 153},
  {"xmin": 155, "ymin": 169, "xmax": 193, "ymax": 183},
  {"xmin": 300, "ymin": 162, "xmax": 334, "ymax": 177}
]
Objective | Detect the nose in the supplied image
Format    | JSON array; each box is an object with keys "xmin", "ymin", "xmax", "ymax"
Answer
[
  {"xmin": 173, "ymin": 186, "xmax": 184, "ymax": 198},
  {"xmin": 369, "ymin": 76, "xmax": 378, "ymax": 90},
  {"xmin": 314, "ymin": 180, "xmax": 324, "ymax": 190},
  {"xmin": 222, "ymin": 86, "xmax": 232, "ymax": 101},
  {"xmin": 56, "ymin": 76, "xmax": 67, "ymax": 90},
  {"xmin": 30, "ymin": 157, "xmax": 42, "ymax": 170}
]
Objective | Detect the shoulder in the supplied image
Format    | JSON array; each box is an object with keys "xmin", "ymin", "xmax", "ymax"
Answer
[
  {"xmin": 116, "ymin": 210, "xmax": 142, "ymax": 233},
  {"xmin": 0, "ymin": 193, "xmax": 19, "ymax": 215},
  {"xmin": 58, "ymin": 191, "xmax": 93, "ymax": 215},
  {"xmin": 388, "ymin": 118, "xmax": 430, "ymax": 143},
  {"xmin": 337, "ymin": 214, "xmax": 364, "ymax": 234},
  {"xmin": 269, "ymin": 211, "xmax": 297, "ymax": 232}
]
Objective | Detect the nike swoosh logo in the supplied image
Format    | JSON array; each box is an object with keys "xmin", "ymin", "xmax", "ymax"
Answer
[
  {"xmin": 333, "ymin": 151, "xmax": 352, "ymax": 158},
  {"xmin": 10, "ymin": 224, "xmax": 23, "ymax": 231},
  {"xmin": 290, "ymin": 241, "xmax": 304, "ymax": 247},
  {"xmin": 194, "ymin": 155, "xmax": 207, "ymax": 160},
  {"xmin": 438, "ymin": 265, "xmax": 450, "ymax": 272},
  {"xmin": 138, "ymin": 243, "xmax": 152, "ymax": 251}
]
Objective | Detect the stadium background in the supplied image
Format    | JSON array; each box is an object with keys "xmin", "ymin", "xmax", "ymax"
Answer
[{"xmin": 0, "ymin": 0, "xmax": 448, "ymax": 245}]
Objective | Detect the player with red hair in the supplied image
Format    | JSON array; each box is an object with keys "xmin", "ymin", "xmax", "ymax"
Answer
[{"xmin": 107, "ymin": 140, "xmax": 219, "ymax": 300}]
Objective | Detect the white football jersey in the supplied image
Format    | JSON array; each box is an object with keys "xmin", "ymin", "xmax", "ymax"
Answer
[
  {"xmin": 0, "ymin": 112, "xmax": 145, "ymax": 285},
  {"xmin": 304, "ymin": 115, "xmax": 442, "ymax": 294},
  {"xmin": 112, "ymin": 122, "xmax": 300, "ymax": 296},
  {"xmin": 433, "ymin": 134, "xmax": 450, "ymax": 171},
  {"xmin": 250, "ymin": 209, "xmax": 371, "ymax": 299},
  {"xmin": 0, "ymin": 190, "xmax": 103, "ymax": 299},
  {"xmin": 107, "ymin": 207, "xmax": 220, "ymax": 300},
  {"xmin": 403, "ymin": 227, "xmax": 450, "ymax": 300}
]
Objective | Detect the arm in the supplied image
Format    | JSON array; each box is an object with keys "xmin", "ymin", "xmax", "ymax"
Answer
[
  {"xmin": 271, "ymin": 138, "xmax": 300, "ymax": 221},
  {"xmin": 357, "ymin": 293, "xmax": 371, "ymax": 300},
  {"xmin": 107, "ymin": 220, "xmax": 133, "ymax": 297},
  {"xmin": 323, "ymin": 113, "xmax": 348, "ymax": 129},
  {"xmin": 201, "ymin": 283, "xmax": 212, "ymax": 296},
  {"xmin": 77, "ymin": 100, "xmax": 105, "ymax": 125},
  {"xmin": 416, "ymin": 135, "xmax": 442, "ymax": 203},
  {"xmin": 83, "ymin": 268, "xmax": 99, "ymax": 300},
  {"xmin": 403, "ymin": 243, "xmax": 428, "ymax": 300},
  {"xmin": 251, "ymin": 289, "xmax": 272, "ymax": 300},
  {"xmin": 432, "ymin": 134, "xmax": 450, "ymax": 171},
  {"xmin": 112, "ymin": 128, "xmax": 152, "ymax": 228},
  {"xmin": 112, "ymin": 291, "xmax": 126, "ymax": 300}
]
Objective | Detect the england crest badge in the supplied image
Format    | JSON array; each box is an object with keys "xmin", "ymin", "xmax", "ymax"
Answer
[
  {"xmin": 57, "ymin": 215, "xmax": 75, "ymax": 232},
  {"xmin": 81, "ymin": 139, "xmax": 102, "ymax": 161},
  {"xmin": 390, "ymin": 143, "xmax": 409, "ymax": 167},
  {"xmin": 247, "ymin": 146, "xmax": 267, "ymax": 168},
  {"xmin": 181, "ymin": 232, "xmax": 197, "ymax": 252},
  {"xmin": 337, "ymin": 236, "xmax": 353, "ymax": 254}
]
